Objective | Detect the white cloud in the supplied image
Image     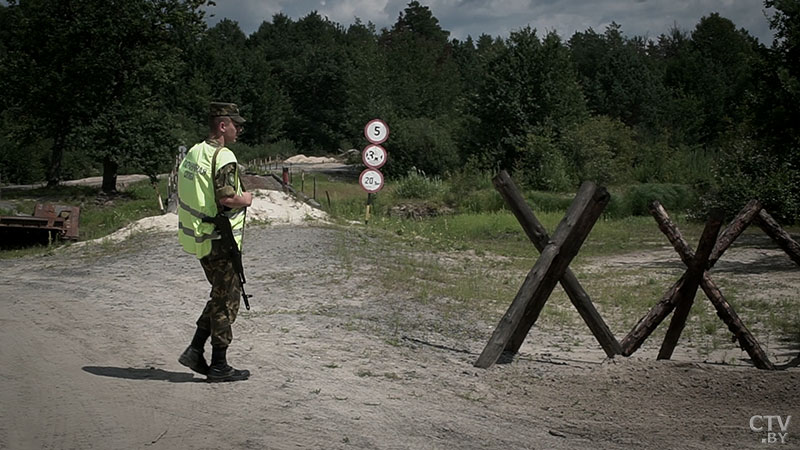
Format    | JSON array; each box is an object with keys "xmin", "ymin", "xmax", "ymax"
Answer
[{"xmin": 204, "ymin": 0, "xmax": 775, "ymax": 44}]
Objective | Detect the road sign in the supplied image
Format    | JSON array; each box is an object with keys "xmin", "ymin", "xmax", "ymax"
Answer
[
  {"xmin": 364, "ymin": 119, "xmax": 389, "ymax": 145},
  {"xmin": 359, "ymin": 168, "xmax": 384, "ymax": 193},
  {"xmin": 362, "ymin": 144, "xmax": 387, "ymax": 169}
]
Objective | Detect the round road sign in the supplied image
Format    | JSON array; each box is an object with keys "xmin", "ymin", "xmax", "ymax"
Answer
[
  {"xmin": 362, "ymin": 144, "xmax": 387, "ymax": 169},
  {"xmin": 364, "ymin": 119, "xmax": 389, "ymax": 144},
  {"xmin": 359, "ymin": 168, "xmax": 384, "ymax": 193}
]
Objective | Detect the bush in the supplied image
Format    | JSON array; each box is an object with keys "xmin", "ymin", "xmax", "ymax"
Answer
[
  {"xmin": 561, "ymin": 116, "xmax": 636, "ymax": 186},
  {"xmin": 383, "ymin": 116, "xmax": 460, "ymax": 178},
  {"xmin": 443, "ymin": 161, "xmax": 504, "ymax": 213},
  {"xmin": 525, "ymin": 190, "xmax": 574, "ymax": 212},
  {"xmin": 231, "ymin": 139, "xmax": 297, "ymax": 164},
  {"xmin": 513, "ymin": 134, "xmax": 575, "ymax": 191},
  {"xmin": 617, "ymin": 183, "xmax": 698, "ymax": 217},
  {"xmin": 393, "ymin": 168, "xmax": 446, "ymax": 200},
  {"xmin": 703, "ymin": 137, "xmax": 800, "ymax": 223}
]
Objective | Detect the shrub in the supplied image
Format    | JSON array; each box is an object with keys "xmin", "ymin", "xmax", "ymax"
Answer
[
  {"xmin": 393, "ymin": 168, "xmax": 445, "ymax": 200},
  {"xmin": 513, "ymin": 134, "xmax": 575, "ymax": 191},
  {"xmin": 382, "ymin": 116, "xmax": 460, "ymax": 178},
  {"xmin": 620, "ymin": 183, "xmax": 698, "ymax": 217},
  {"xmin": 561, "ymin": 116, "xmax": 636, "ymax": 186}
]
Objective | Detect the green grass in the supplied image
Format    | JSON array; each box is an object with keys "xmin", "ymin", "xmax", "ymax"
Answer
[
  {"xmin": 3, "ymin": 171, "xmax": 798, "ymax": 359},
  {"xmin": 317, "ymin": 174, "xmax": 799, "ymax": 358}
]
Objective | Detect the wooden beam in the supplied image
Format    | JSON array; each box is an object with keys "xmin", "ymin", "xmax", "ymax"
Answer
[
  {"xmin": 644, "ymin": 202, "xmax": 774, "ymax": 369},
  {"xmin": 492, "ymin": 171, "xmax": 621, "ymax": 357},
  {"xmin": 655, "ymin": 205, "xmax": 723, "ymax": 360},
  {"xmin": 699, "ymin": 272, "xmax": 775, "ymax": 370},
  {"xmin": 474, "ymin": 181, "xmax": 609, "ymax": 368},
  {"xmin": 756, "ymin": 209, "xmax": 800, "ymax": 266},
  {"xmin": 619, "ymin": 200, "xmax": 762, "ymax": 355}
]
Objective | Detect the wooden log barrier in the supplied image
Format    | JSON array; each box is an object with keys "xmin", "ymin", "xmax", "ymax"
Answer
[
  {"xmin": 624, "ymin": 201, "xmax": 775, "ymax": 369},
  {"xmin": 620, "ymin": 199, "xmax": 763, "ymax": 356},
  {"xmin": 656, "ymin": 206, "xmax": 722, "ymax": 360},
  {"xmin": 474, "ymin": 180, "xmax": 609, "ymax": 369},
  {"xmin": 492, "ymin": 170, "xmax": 621, "ymax": 357},
  {"xmin": 699, "ymin": 272, "xmax": 775, "ymax": 370},
  {"xmin": 756, "ymin": 209, "xmax": 800, "ymax": 267}
]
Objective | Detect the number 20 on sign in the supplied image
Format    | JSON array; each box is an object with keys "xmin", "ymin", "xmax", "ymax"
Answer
[{"xmin": 359, "ymin": 169, "xmax": 384, "ymax": 193}]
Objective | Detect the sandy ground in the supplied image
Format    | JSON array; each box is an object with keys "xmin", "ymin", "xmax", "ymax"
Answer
[{"xmin": 1, "ymin": 205, "xmax": 799, "ymax": 448}]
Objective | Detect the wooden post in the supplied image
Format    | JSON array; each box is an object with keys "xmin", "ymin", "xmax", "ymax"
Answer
[
  {"xmin": 475, "ymin": 181, "xmax": 609, "ymax": 368},
  {"xmin": 492, "ymin": 171, "xmax": 621, "ymax": 357},
  {"xmin": 620, "ymin": 199, "xmax": 762, "ymax": 355},
  {"xmin": 756, "ymin": 209, "xmax": 800, "ymax": 266},
  {"xmin": 655, "ymin": 205, "xmax": 723, "ymax": 360}
]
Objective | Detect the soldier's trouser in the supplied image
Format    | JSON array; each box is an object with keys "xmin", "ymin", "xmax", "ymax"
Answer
[{"xmin": 197, "ymin": 240, "xmax": 241, "ymax": 348}]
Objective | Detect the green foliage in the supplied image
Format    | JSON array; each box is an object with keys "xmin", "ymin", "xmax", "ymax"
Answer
[
  {"xmin": 631, "ymin": 137, "xmax": 717, "ymax": 186},
  {"xmin": 512, "ymin": 134, "xmax": 575, "ymax": 191},
  {"xmin": 705, "ymin": 135, "xmax": 800, "ymax": 223},
  {"xmin": 0, "ymin": 1, "xmax": 797, "ymax": 222},
  {"xmin": 1, "ymin": 0, "xmax": 210, "ymax": 189},
  {"xmin": 393, "ymin": 168, "xmax": 445, "ymax": 200},
  {"xmin": 380, "ymin": 1, "xmax": 461, "ymax": 119},
  {"xmin": 569, "ymin": 23, "xmax": 666, "ymax": 129},
  {"xmin": 232, "ymin": 139, "xmax": 298, "ymax": 163},
  {"xmin": 442, "ymin": 163, "xmax": 504, "ymax": 213},
  {"xmin": 561, "ymin": 116, "xmax": 636, "ymax": 186},
  {"xmin": 616, "ymin": 184, "xmax": 699, "ymax": 217},
  {"xmin": 385, "ymin": 116, "xmax": 460, "ymax": 177},
  {"xmin": 524, "ymin": 191, "xmax": 575, "ymax": 213},
  {"xmin": 470, "ymin": 27, "xmax": 587, "ymax": 170}
]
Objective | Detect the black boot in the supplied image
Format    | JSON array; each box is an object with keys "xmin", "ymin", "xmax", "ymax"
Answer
[
  {"xmin": 178, "ymin": 328, "xmax": 211, "ymax": 375},
  {"xmin": 207, "ymin": 346, "xmax": 250, "ymax": 382},
  {"xmin": 178, "ymin": 346, "xmax": 209, "ymax": 375},
  {"xmin": 190, "ymin": 327, "xmax": 210, "ymax": 350}
]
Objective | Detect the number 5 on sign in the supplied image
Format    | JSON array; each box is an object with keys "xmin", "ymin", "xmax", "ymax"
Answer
[
  {"xmin": 359, "ymin": 168, "xmax": 384, "ymax": 193},
  {"xmin": 364, "ymin": 119, "xmax": 389, "ymax": 145}
]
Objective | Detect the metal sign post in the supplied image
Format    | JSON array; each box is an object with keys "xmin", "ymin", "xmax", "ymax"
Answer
[{"xmin": 361, "ymin": 119, "xmax": 389, "ymax": 224}]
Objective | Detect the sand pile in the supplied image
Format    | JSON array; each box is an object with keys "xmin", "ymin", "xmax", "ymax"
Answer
[
  {"xmin": 78, "ymin": 189, "xmax": 327, "ymax": 245},
  {"xmin": 284, "ymin": 154, "xmax": 338, "ymax": 164}
]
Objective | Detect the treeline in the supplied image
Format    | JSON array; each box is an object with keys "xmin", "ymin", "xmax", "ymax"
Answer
[{"xmin": 0, "ymin": 1, "xmax": 798, "ymax": 221}]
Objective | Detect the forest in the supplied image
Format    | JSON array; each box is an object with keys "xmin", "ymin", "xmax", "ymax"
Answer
[{"xmin": 0, "ymin": 0, "xmax": 798, "ymax": 222}]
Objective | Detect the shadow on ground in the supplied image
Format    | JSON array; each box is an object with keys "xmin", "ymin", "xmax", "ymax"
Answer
[{"xmin": 82, "ymin": 366, "xmax": 202, "ymax": 383}]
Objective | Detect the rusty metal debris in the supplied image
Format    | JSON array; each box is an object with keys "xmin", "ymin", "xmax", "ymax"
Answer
[{"xmin": 0, "ymin": 203, "xmax": 80, "ymax": 247}]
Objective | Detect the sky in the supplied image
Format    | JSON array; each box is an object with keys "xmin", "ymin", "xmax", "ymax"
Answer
[{"xmin": 203, "ymin": 0, "xmax": 777, "ymax": 45}]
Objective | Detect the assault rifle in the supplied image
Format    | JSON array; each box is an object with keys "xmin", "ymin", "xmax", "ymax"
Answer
[{"xmin": 202, "ymin": 213, "xmax": 252, "ymax": 310}]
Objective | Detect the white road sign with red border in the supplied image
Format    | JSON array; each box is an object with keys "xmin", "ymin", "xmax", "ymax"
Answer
[
  {"xmin": 359, "ymin": 168, "xmax": 384, "ymax": 193},
  {"xmin": 362, "ymin": 144, "xmax": 387, "ymax": 169},
  {"xmin": 364, "ymin": 119, "xmax": 389, "ymax": 145}
]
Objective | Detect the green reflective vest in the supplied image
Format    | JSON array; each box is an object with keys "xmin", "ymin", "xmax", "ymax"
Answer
[{"xmin": 177, "ymin": 140, "xmax": 245, "ymax": 259}]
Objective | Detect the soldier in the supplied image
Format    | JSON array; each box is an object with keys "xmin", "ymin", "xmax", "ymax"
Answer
[{"xmin": 176, "ymin": 102, "xmax": 252, "ymax": 382}]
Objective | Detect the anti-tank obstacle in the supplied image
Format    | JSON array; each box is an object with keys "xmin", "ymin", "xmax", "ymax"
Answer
[{"xmin": 475, "ymin": 172, "xmax": 799, "ymax": 370}]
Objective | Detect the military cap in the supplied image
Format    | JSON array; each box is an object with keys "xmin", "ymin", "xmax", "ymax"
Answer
[{"xmin": 209, "ymin": 102, "xmax": 246, "ymax": 124}]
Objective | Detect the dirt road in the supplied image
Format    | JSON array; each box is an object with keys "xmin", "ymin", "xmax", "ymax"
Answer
[{"xmin": 1, "ymin": 224, "xmax": 798, "ymax": 449}]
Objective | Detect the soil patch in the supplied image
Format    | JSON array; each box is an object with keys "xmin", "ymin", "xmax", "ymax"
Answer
[{"xmin": 1, "ymin": 223, "xmax": 798, "ymax": 449}]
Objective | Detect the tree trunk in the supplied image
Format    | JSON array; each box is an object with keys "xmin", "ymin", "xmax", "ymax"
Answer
[
  {"xmin": 102, "ymin": 156, "xmax": 119, "ymax": 193},
  {"xmin": 46, "ymin": 134, "xmax": 65, "ymax": 187}
]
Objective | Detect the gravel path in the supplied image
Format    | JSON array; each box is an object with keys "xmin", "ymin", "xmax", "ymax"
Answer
[{"xmin": 1, "ymin": 224, "xmax": 798, "ymax": 449}]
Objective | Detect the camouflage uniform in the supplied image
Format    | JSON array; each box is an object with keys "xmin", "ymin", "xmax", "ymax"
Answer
[{"xmin": 196, "ymin": 144, "xmax": 242, "ymax": 348}]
